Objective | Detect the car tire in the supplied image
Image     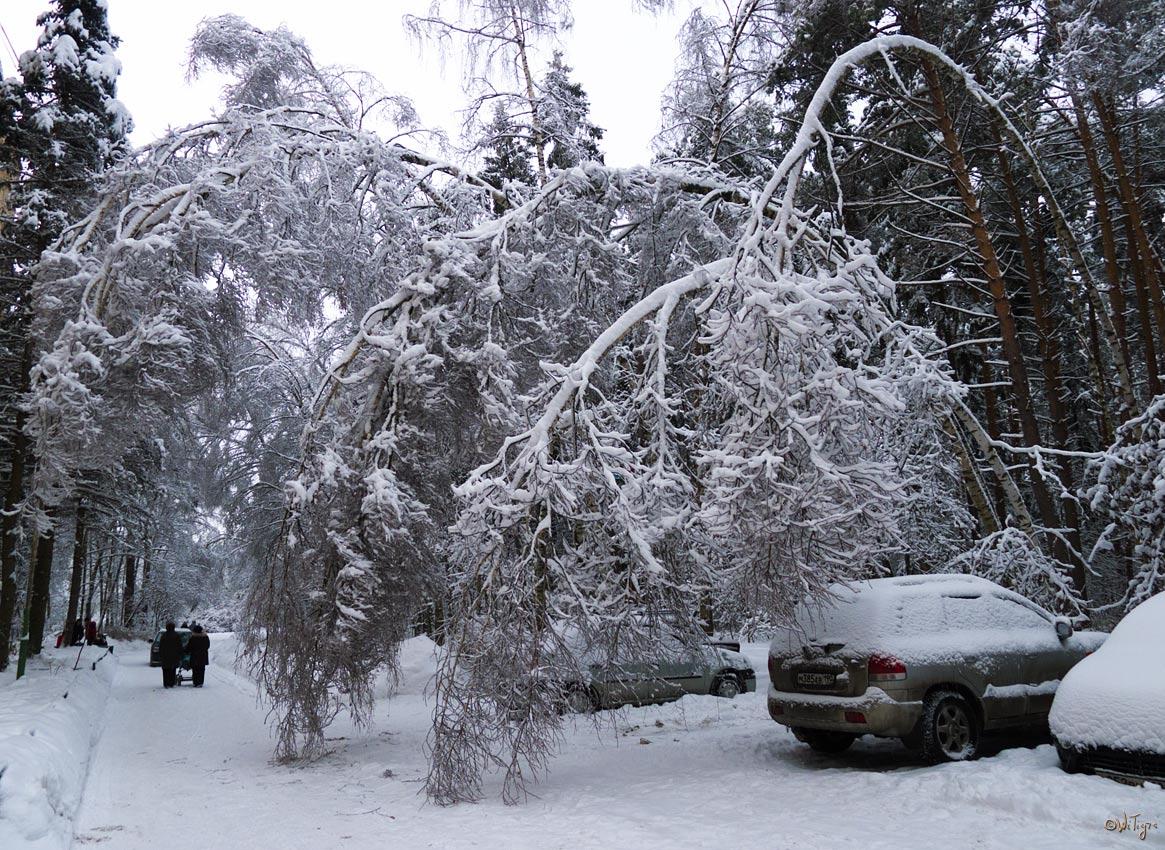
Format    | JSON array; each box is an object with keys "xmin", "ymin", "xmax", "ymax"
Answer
[
  {"xmin": 711, "ymin": 673, "xmax": 741, "ymax": 699},
  {"xmin": 919, "ymin": 690, "xmax": 979, "ymax": 763},
  {"xmin": 562, "ymin": 685, "xmax": 599, "ymax": 714},
  {"xmin": 792, "ymin": 727, "xmax": 857, "ymax": 754}
]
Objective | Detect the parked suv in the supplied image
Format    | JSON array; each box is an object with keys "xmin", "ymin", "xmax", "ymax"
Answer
[
  {"xmin": 149, "ymin": 627, "xmax": 191, "ymax": 667},
  {"xmin": 767, "ymin": 575, "xmax": 1104, "ymax": 761}
]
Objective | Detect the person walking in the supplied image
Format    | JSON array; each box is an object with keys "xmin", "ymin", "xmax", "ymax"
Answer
[
  {"xmin": 186, "ymin": 624, "xmax": 210, "ymax": 688},
  {"xmin": 158, "ymin": 621, "xmax": 185, "ymax": 688}
]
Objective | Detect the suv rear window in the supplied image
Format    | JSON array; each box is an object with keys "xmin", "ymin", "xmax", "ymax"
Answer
[{"xmin": 784, "ymin": 587, "xmax": 948, "ymax": 651}]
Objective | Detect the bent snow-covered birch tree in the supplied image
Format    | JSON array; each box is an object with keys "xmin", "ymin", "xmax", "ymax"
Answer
[{"xmin": 23, "ymin": 23, "xmax": 1118, "ymax": 804}]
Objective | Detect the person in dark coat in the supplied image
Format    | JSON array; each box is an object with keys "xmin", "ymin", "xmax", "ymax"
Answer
[
  {"xmin": 85, "ymin": 619, "xmax": 98, "ymax": 645},
  {"xmin": 158, "ymin": 621, "xmax": 185, "ymax": 688},
  {"xmin": 71, "ymin": 619, "xmax": 85, "ymax": 646},
  {"xmin": 186, "ymin": 624, "xmax": 210, "ymax": 688}
]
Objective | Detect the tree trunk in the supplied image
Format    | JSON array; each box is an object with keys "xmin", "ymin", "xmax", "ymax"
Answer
[
  {"xmin": 709, "ymin": 0, "xmax": 760, "ymax": 165},
  {"xmin": 84, "ymin": 542, "xmax": 102, "ymax": 622},
  {"xmin": 1095, "ymin": 93, "xmax": 1165, "ymax": 384},
  {"xmin": 1072, "ymin": 93, "xmax": 1132, "ymax": 390},
  {"xmin": 944, "ymin": 416, "xmax": 999, "ymax": 535},
  {"xmin": 1029, "ymin": 211, "xmax": 1086, "ymax": 591},
  {"xmin": 1086, "ymin": 298, "xmax": 1115, "ymax": 444},
  {"xmin": 949, "ymin": 405, "xmax": 1034, "ymax": 533},
  {"xmin": 0, "ymin": 340, "xmax": 31, "ymax": 671},
  {"xmin": 909, "ymin": 40, "xmax": 1060, "ymax": 535},
  {"xmin": 99, "ymin": 551, "xmax": 121, "ymax": 631},
  {"xmin": 28, "ymin": 516, "xmax": 55, "ymax": 654},
  {"xmin": 122, "ymin": 552, "xmax": 137, "ymax": 628},
  {"xmin": 511, "ymin": 6, "xmax": 546, "ymax": 185},
  {"xmin": 65, "ymin": 502, "xmax": 87, "ymax": 646},
  {"xmin": 140, "ymin": 547, "xmax": 151, "ymax": 625},
  {"xmin": 979, "ymin": 348, "xmax": 1009, "ymax": 521}
]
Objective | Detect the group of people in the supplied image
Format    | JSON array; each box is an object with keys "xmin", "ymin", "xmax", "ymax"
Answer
[
  {"xmin": 157, "ymin": 621, "xmax": 210, "ymax": 688},
  {"xmin": 65, "ymin": 618, "xmax": 107, "ymax": 647}
]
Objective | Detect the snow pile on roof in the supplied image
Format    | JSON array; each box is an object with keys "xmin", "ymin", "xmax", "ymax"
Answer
[
  {"xmin": 772, "ymin": 574, "xmax": 1061, "ymax": 660},
  {"xmin": 0, "ymin": 646, "xmax": 116, "ymax": 850},
  {"xmin": 1050, "ymin": 593, "xmax": 1165, "ymax": 754}
]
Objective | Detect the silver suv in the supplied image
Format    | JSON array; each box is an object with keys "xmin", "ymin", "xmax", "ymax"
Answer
[{"xmin": 767, "ymin": 575, "xmax": 1105, "ymax": 761}]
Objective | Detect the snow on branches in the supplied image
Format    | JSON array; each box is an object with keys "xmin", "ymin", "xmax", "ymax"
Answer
[
  {"xmin": 1088, "ymin": 395, "xmax": 1165, "ymax": 610},
  {"xmin": 419, "ymin": 49, "xmax": 966, "ymax": 801},
  {"xmin": 21, "ymin": 20, "xmax": 1095, "ymax": 806}
]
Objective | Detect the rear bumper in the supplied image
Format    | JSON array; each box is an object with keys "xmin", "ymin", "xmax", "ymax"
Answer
[
  {"xmin": 1057, "ymin": 741, "xmax": 1165, "ymax": 786},
  {"xmin": 768, "ymin": 684, "xmax": 923, "ymax": 738}
]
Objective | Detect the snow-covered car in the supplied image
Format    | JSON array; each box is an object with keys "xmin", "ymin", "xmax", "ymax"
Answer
[
  {"xmin": 547, "ymin": 629, "xmax": 757, "ymax": 712},
  {"xmin": 1050, "ymin": 592, "xmax": 1165, "ymax": 786},
  {"xmin": 767, "ymin": 575, "xmax": 1105, "ymax": 761}
]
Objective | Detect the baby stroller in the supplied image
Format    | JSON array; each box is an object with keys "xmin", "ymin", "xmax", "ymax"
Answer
[{"xmin": 175, "ymin": 645, "xmax": 192, "ymax": 685}]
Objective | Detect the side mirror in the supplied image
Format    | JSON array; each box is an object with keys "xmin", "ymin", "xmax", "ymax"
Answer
[{"xmin": 1054, "ymin": 617, "xmax": 1073, "ymax": 639}]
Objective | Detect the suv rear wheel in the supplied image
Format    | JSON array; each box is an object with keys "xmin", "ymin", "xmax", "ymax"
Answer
[
  {"xmin": 792, "ymin": 727, "xmax": 857, "ymax": 754},
  {"xmin": 918, "ymin": 690, "xmax": 979, "ymax": 762}
]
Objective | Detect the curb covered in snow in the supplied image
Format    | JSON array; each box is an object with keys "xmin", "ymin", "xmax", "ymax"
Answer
[{"xmin": 0, "ymin": 645, "xmax": 117, "ymax": 850}]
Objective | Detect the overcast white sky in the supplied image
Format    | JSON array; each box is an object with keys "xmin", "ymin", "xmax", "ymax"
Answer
[{"xmin": 2, "ymin": 0, "xmax": 702, "ymax": 167}]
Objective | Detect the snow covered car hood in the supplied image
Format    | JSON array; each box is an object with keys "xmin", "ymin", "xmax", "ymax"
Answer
[
  {"xmin": 714, "ymin": 647, "xmax": 752, "ymax": 670},
  {"xmin": 1050, "ymin": 593, "xmax": 1165, "ymax": 754}
]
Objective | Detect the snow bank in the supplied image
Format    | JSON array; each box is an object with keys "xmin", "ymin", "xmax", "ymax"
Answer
[
  {"xmin": 204, "ymin": 631, "xmax": 440, "ymax": 701},
  {"xmin": 0, "ymin": 645, "xmax": 116, "ymax": 850},
  {"xmin": 1050, "ymin": 593, "xmax": 1165, "ymax": 754}
]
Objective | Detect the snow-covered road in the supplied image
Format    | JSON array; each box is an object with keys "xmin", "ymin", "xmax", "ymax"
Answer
[{"xmin": 66, "ymin": 639, "xmax": 1161, "ymax": 849}]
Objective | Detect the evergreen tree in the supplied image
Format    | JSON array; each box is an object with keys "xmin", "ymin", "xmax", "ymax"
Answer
[
  {"xmin": 0, "ymin": 0, "xmax": 130, "ymax": 669},
  {"xmin": 480, "ymin": 101, "xmax": 537, "ymax": 190},
  {"xmin": 14, "ymin": 0, "xmax": 131, "ymax": 240},
  {"xmin": 538, "ymin": 51, "xmax": 604, "ymax": 169}
]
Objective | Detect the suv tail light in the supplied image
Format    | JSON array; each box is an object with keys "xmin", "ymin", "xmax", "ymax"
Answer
[
  {"xmin": 868, "ymin": 654, "xmax": 907, "ymax": 682},
  {"xmin": 768, "ymin": 655, "xmax": 778, "ymax": 681}
]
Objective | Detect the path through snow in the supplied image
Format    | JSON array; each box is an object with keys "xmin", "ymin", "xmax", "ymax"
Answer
[{"xmin": 68, "ymin": 640, "xmax": 1161, "ymax": 849}]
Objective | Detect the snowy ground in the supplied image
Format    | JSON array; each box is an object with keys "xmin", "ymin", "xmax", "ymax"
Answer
[{"xmin": 2, "ymin": 637, "xmax": 1161, "ymax": 849}]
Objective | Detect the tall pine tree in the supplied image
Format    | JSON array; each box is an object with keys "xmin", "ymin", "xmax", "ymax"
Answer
[
  {"xmin": 480, "ymin": 101, "xmax": 537, "ymax": 191},
  {"xmin": 538, "ymin": 51, "xmax": 603, "ymax": 170},
  {"xmin": 0, "ymin": 0, "xmax": 129, "ymax": 668}
]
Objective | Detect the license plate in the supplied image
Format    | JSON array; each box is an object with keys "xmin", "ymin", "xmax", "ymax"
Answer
[{"xmin": 796, "ymin": 672, "xmax": 835, "ymax": 688}]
